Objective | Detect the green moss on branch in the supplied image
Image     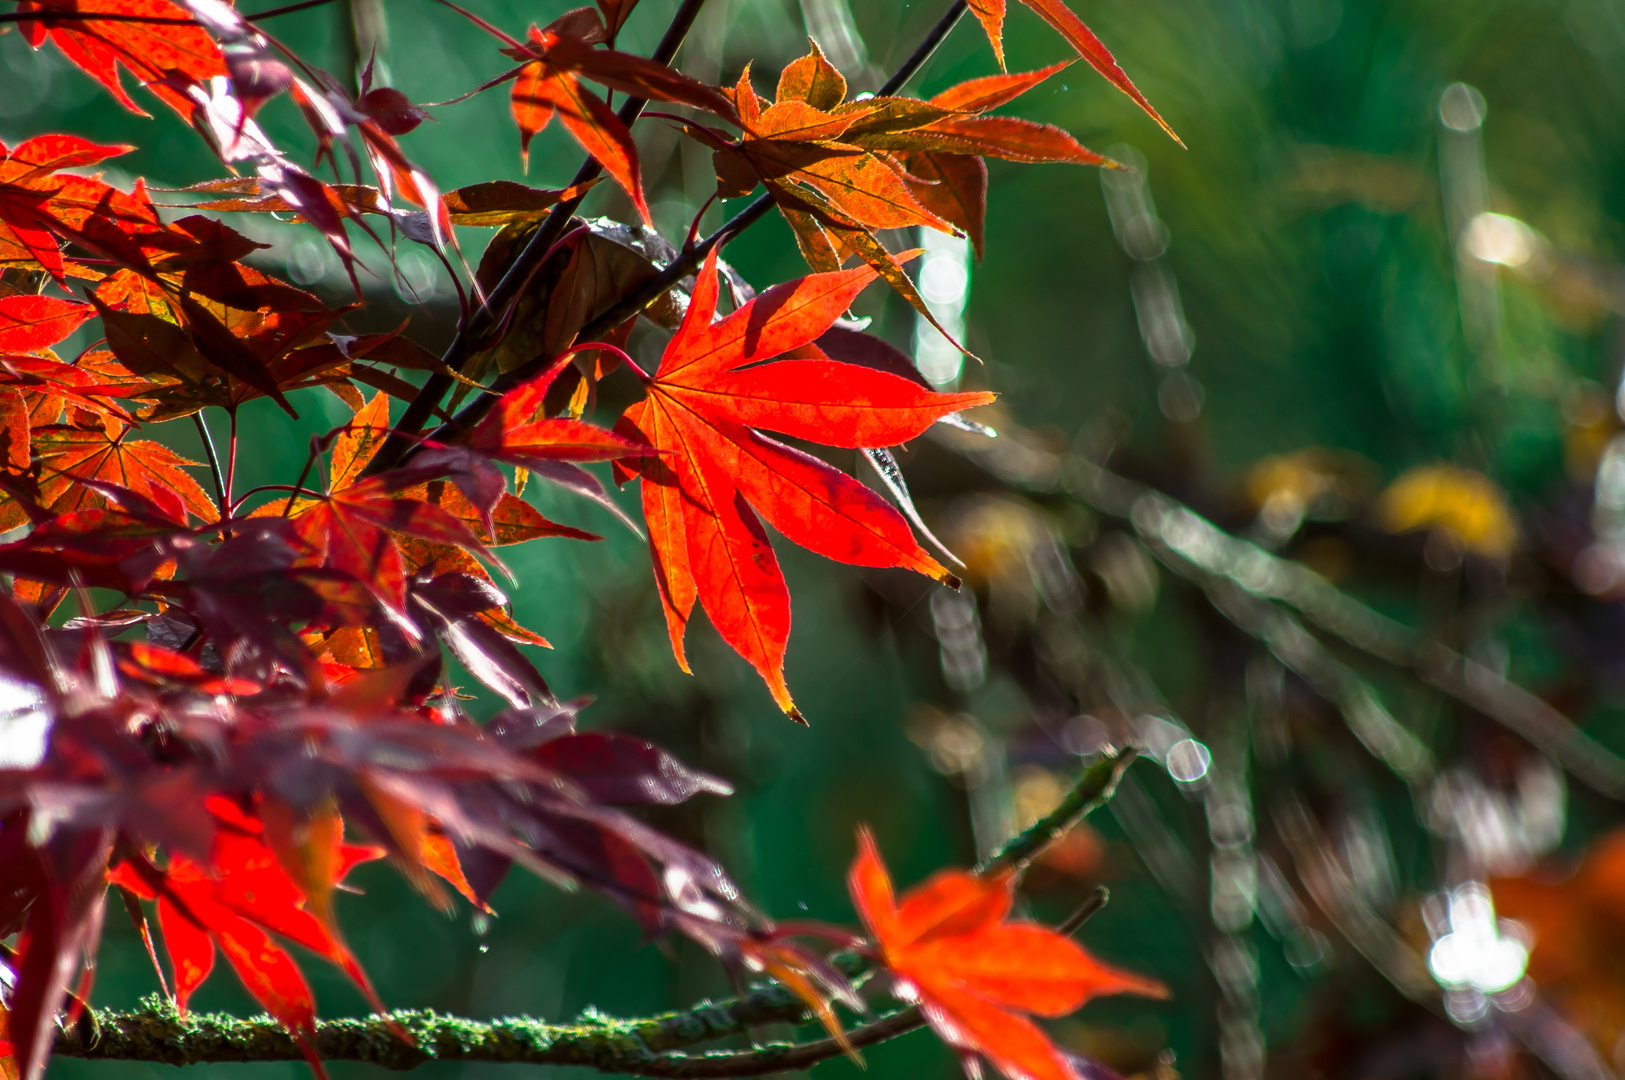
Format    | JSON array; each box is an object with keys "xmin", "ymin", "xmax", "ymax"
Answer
[{"xmin": 55, "ymin": 751, "xmax": 1134, "ymax": 1076}]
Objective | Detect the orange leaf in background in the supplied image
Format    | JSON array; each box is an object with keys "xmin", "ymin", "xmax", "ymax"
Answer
[
  {"xmin": 848, "ymin": 829, "xmax": 1166, "ymax": 1080},
  {"xmin": 619, "ymin": 251, "xmax": 992, "ymax": 720},
  {"xmin": 422, "ymin": 828, "xmax": 492, "ymax": 913},
  {"xmin": 1494, "ymin": 827, "xmax": 1625, "ymax": 1058}
]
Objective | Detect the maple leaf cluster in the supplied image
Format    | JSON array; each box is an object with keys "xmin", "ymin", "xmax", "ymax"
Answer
[{"xmin": 0, "ymin": 0, "xmax": 1180, "ymax": 1078}]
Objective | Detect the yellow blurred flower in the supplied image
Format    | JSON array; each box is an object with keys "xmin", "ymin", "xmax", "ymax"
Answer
[
  {"xmin": 1376, "ymin": 464, "xmax": 1516, "ymax": 558},
  {"xmin": 1243, "ymin": 447, "xmax": 1372, "ymax": 540}
]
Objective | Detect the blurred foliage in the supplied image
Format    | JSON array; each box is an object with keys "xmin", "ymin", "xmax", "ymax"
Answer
[{"xmin": 14, "ymin": 0, "xmax": 1625, "ymax": 1078}]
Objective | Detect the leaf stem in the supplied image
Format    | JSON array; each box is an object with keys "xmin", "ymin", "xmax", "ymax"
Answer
[
  {"xmin": 364, "ymin": 0, "xmax": 713, "ymax": 476},
  {"xmin": 233, "ymin": 484, "xmax": 326, "ymax": 515},
  {"xmin": 192, "ymin": 412, "xmax": 228, "ymax": 519},
  {"xmin": 225, "ymin": 411, "xmax": 238, "ymax": 510},
  {"xmin": 560, "ymin": 341, "xmax": 648, "ymax": 382},
  {"xmin": 247, "ymin": 0, "xmax": 339, "ymax": 22},
  {"xmin": 281, "ymin": 435, "xmax": 323, "ymax": 516}
]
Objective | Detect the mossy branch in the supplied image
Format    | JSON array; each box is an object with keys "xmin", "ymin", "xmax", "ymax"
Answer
[{"xmin": 54, "ymin": 750, "xmax": 1134, "ymax": 1076}]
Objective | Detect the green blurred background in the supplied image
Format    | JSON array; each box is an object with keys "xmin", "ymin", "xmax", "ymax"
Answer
[{"xmin": 12, "ymin": 0, "xmax": 1625, "ymax": 1077}]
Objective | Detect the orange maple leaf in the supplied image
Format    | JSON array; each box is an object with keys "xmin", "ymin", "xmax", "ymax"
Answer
[{"xmin": 849, "ymin": 828, "xmax": 1166, "ymax": 1080}]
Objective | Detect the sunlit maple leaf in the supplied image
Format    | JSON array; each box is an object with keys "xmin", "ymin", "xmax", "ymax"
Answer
[
  {"xmin": 0, "ymin": 135, "xmax": 141, "ymax": 285},
  {"xmin": 617, "ymin": 251, "xmax": 993, "ymax": 720},
  {"xmin": 696, "ymin": 45, "xmax": 1109, "ymax": 320},
  {"xmin": 498, "ymin": 8, "xmax": 731, "ymax": 223},
  {"xmin": 413, "ymin": 358, "xmax": 650, "ymax": 539},
  {"xmin": 283, "ymin": 393, "xmax": 491, "ymax": 613},
  {"xmin": 966, "ymin": 0, "xmax": 1181, "ymax": 146},
  {"xmin": 0, "ymin": 296, "xmax": 93, "ymax": 353},
  {"xmin": 33, "ymin": 418, "xmax": 218, "ymax": 522},
  {"xmin": 108, "ymin": 803, "xmax": 395, "ymax": 1071},
  {"xmin": 15, "ymin": 0, "xmax": 227, "ymax": 119},
  {"xmin": 849, "ymin": 828, "xmax": 1166, "ymax": 1080}
]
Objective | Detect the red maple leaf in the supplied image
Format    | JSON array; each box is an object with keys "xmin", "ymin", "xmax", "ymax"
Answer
[
  {"xmin": 282, "ymin": 393, "xmax": 491, "ymax": 614},
  {"xmin": 481, "ymin": 7, "xmax": 729, "ymax": 221},
  {"xmin": 0, "ymin": 295, "xmax": 94, "ymax": 353},
  {"xmin": 848, "ymin": 829, "xmax": 1167, "ymax": 1080},
  {"xmin": 33, "ymin": 417, "xmax": 219, "ymax": 522},
  {"xmin": 0, "ymin": 135, "xmax": 143, "ymax": 286},
  {"xmin": 108, "ymin": 801, "xmax": 396, "ymax": 1073},
  {"xmin": 618, "ymin": 251, "xmax": 993, "ymax": 719},
  {"xmin": 965, "ymin": 0, "xmax": 1181, "ymax": 145},
  {"xmin": 16, "ymin": 0, "xmax": 227, "ymax": 118}
]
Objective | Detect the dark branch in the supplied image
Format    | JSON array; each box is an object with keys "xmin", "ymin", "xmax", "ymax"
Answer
[
  {"xmin": 364, "ymin": 0, "xmax": 712, "ymax": 475},
  {"xmin": 246, "ymin": 0, "xmax": 340, "ymax": 22},
  {"xmin": 0, "ymin": 1, "xmax": 335, "ymax": 25},
  {"xmin": 404, "ymin": 0, "xmax": 973, "ymax": 455}
]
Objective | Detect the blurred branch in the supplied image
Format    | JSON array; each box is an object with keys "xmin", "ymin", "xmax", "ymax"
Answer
[
  {"xmin": 1099, "ymin": 469, "xmax": 1625, "ymax": 798},
  {"xmin": 982, "ymin": 746, "xmax": 1138, "ymax": 874},
  {"xmin": 941, "ymin": 427, "xmax": 1625, "ymax": 798},
  {"xmin": 1272, "ymin": 795, "xmax": 1440, "ymax": 1007},
  {"xmin": 1150, "ymin": 546, "xmax": 1436, "ymax": 787}
]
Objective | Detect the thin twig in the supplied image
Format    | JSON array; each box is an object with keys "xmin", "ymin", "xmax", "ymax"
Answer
[
  {"xmin": 280, "ymin": 436, "xmax": 324, "ymax": 516},
  {"xmin": 191, "ymin": 413, "xmax": 228, "ymax": 518},
  {"xmin": 408, "ymin": 0, "xmax": 974, "ymax": 453},
  {"xmin": 981, "ymin": 747, "xmax": 1137, "ymax": 875},
  {"xmin": 247, "ymin": 0, "xmax": 339, "ymax": 22},
  {"xmin": 365, "ymin": 0, "xmax": 713, "ymax": 475},
  {"xmin": 224, "ymin": 411, "xmax": 238, "ymax": 510},
  {"xmin": 1057, "ymin": 886, "xmax": 1110, "ymax": 937},
  {"xmin": 0, "ymin": 0, "xmax": 334, "ymax": 25}
]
